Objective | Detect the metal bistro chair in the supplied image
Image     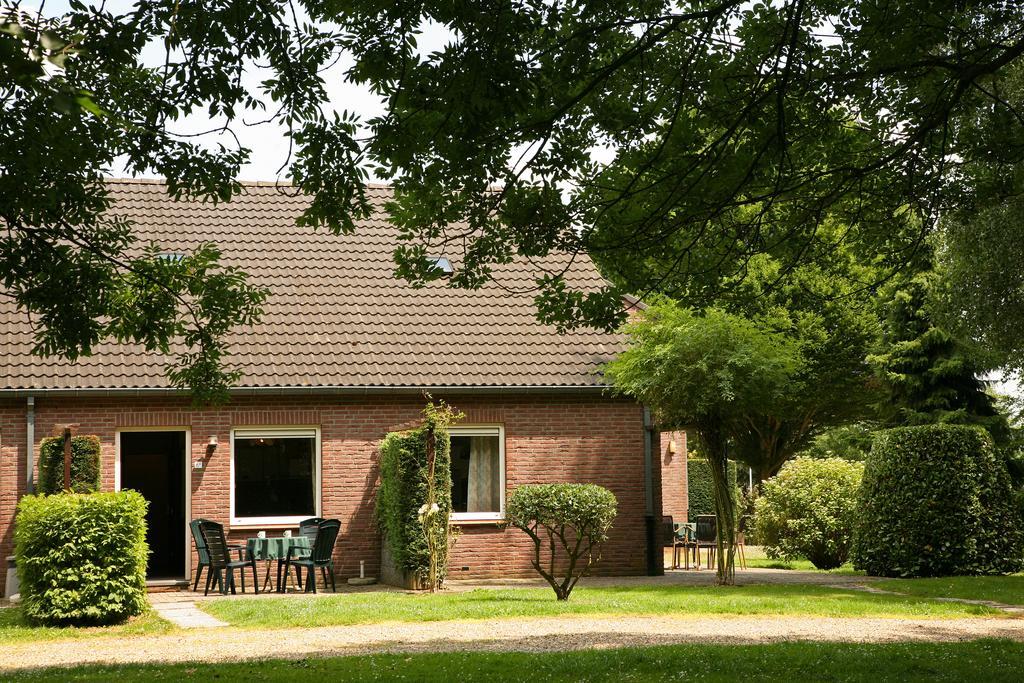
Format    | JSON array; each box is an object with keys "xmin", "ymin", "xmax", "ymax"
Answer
[
  {"xmin": 694, "ymin": 514, "xmax": 718, "ymax": 569},
  {"xmin": 661, "ymin": 515, "xmax": 685, "ymax": 569},
  {"xmin": 674, "ymin": 522, "xmax": 698, "ymax": 570},
  {"xmin": 277, "ymin": 516, "xmax": 325, "ymax": 592},
  {"xmin": 189, "ymin": 518, "xmax": 247, "ymax": 592},
  {"xmin": 198, "ymin": 519, "xmax": 259, "ymax": 595},
  {"xmin": 291, "ymin": 519, "xmax": 341, "ymax": 593}
]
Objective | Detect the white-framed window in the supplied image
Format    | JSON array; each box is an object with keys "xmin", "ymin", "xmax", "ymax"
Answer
[
  {"xmin": 230, "ymin": 427, "xmax": 320, "ymax": 526},
  {"xmin": 449, "ymin": 425, "xmax": 505, "ymax": 521}
]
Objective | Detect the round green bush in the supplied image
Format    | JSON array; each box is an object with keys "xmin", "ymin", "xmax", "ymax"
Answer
[
  {"xmin": 15, "ymin": 491, "xmax": 149, "ymax": 625},
  {"xmin": 507, "ymin": 483, "xmax": 617, "ymax": 600},
  {"xmin": 38, "ymin": 435, "xmax": 101, "ymax": 494},
  {"xmin": 752, "ymin": 457, "xmax": 864, "ymax": 569},
  {"xmin": 852, "ymin": 424, "xmax": 1024, "ymax": 577}
]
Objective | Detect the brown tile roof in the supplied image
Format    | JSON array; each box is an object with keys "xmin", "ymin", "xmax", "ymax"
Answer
[{"xmin": 0, "ymin": 180, "xmax": 625, "ymax": 392}]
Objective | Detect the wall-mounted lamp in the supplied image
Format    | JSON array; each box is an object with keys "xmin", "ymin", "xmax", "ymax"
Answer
[
  {"xmin": 208, "ymin": 435, "xmax": 218, "ymax": 448},
  {"xmin": 667, "ymin": 439, "xmax": 677, "ymax": 455}
]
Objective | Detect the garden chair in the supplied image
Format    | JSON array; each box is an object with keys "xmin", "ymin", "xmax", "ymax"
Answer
[
  {"xmin": 291, "ymin": 518, "xmax": 341, "ymax": 593},
  {"xmin": 189, "ymin": 518, "xmax": 246, "ymax": 592},
  {"xmin": 277, "ymin": 516, "xmax": 325, "ymax": 591},
  {"xmin": 198, "ymin": 519, "xmax": 259, "ymax": 596},
  {"xmin": 694, "ymin": 515, "xmax": 718, "ymax": 569},
  {"xmin": 674, "ymin": 522, "xmax": 698, "ymax": 570},
  {"xmin": 661, "ymin": 515, "xmax": 685, "ymax": 569}
]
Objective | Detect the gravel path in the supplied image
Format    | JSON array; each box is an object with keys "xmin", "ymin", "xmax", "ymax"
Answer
[{"xmin": 3, "ymin": 614, "xmax": 1024, "ymax": 672}]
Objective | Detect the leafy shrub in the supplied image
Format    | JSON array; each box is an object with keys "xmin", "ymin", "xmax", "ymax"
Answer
[
  {"xmin": 376, "ymin": 403, "xmax": 459, "ymax": 587},
  {"xmin": 852, "ymin": 424, "xmax": 1023, "ymax": 577},
  {"xmin": 15, "ymin": 491, "xmax": 148, "ymax": 625},
  {"xmin": 38, "ymin": 435, "xmax": 101, "ymax": 494},
  {"xmin": 687, "ymin": 457, "xmax": 738, "ymax": 519},
  {"xmin": 753, "ymin": 457, "xmax": 864, "ymax": 569},
  {"xmin": 506, "ymin": 483, "xmax": 617, "ymax": 600}
]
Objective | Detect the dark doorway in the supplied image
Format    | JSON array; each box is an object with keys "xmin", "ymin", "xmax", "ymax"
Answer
[{"xmin": 120, "ymin": 431, "xmax": 187, "ymax": 580}]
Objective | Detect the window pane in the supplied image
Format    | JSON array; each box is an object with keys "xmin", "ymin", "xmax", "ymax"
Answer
[
  {"xmin": 234, "ymin": 436, "xmax": 315, "ymax": 518},
  {"xmin": 450, "ymin": 434, "xmax": 501, "ymax": 513}
]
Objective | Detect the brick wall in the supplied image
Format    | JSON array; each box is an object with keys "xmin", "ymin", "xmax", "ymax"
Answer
[
  {"xmin": 0, "ymin": 393, "xmax": 656, "ymax": 592},
  {"xmin": 660, "ymin": 430, "xmax": 688, "ymax": 523}
]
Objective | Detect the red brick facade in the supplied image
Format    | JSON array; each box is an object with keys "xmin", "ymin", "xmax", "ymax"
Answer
[
  {"xmin": 659, "ymin": 430, "xmax": 689, "ymax": 523},
  {"xmin": 0, "ymin": 393, "xmax": 661, "ymax": 591}
]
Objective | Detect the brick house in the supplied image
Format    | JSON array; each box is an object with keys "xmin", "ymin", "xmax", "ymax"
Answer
[{"xmin": 0, "ymin": 180, "xmax": 687, "ymax": 590}]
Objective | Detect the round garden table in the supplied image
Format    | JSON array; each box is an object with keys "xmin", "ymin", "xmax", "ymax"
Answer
[{"xmin": 246, "ymin": 535, "xmax": 311, "ymax": 592}]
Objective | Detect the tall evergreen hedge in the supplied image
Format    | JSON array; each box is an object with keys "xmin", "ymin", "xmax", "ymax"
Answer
[
  {"xmin": 38, "ymin": 435, "xmax": 101, "ymax": 494},
  {"xmin": 376, "ymin": 405, "xmax": 455, "ymax": 583},
  {"xmin": 852, "ymin": 424, "xmax": 1023, "ymax": 577},
  {"xmin": 687, "ymin": 458, "xmax": 738, "ymax": 519},
  {"xmin": 15, "ymin": 491, "xmax": 148, "ymax": 625}
]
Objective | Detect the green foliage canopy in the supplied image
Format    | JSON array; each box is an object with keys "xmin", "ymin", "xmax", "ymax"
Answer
[
  {"xmin": 6, "ymin": 2, "xmax": 1024, "ymax": 394},
  {"xmin": 15, "ymin": 491, "xmax": 148, "ymax": 625}
]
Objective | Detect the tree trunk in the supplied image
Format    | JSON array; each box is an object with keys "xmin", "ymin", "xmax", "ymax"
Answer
[{"xmin": 698, "ymin": 425, "xmax": 736, "ymax": 585}]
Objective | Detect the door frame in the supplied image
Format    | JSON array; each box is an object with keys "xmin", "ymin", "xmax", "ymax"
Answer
[{"xmin": 115, "ymin": 427, "xmax": 192, "ymax": 585}]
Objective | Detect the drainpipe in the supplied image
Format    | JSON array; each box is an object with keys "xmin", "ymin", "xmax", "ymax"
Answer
[
  {"xmin": 642, "ymin": 407, "xmax": 661, "ymax": 576},
  {"xmin": 25, "ymin": 397, "xmax": 35, "ymax": 494}
]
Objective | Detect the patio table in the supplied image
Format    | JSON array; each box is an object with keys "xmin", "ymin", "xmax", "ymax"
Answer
[{"xmin": 246, "ymin": 536, "xmax": 311, "ymax": 591}]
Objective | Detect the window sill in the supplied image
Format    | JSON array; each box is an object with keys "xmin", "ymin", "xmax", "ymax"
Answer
[
  {"xmin": 229, "ymin": 522, "xmax": 302, "ymax": 531},
  {"xmin": 451, "ymin": 517, "xmax": 507, "ymax": 526}
]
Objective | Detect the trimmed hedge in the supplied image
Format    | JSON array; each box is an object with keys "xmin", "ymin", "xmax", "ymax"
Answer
[
  {"xmin": 38, "ymin": 435, "xmax": 101, "ymax": 494},
  {"xmin": 15, "ymin": 491, "xmax": 148, "ymax": 625},
  {"xmin": 852, "ymin": 424, "xmax": 1023, "ymax": 577},
  {"xmin": 376, "ymin": 405, "xmax": 455, "ymax": 584},
  {"xmin": 753, "ymin": 457, "xmax": 864, "ymax": 569},
  {"xmin": 687, "ymin": 457, "xmax": 738, "ymax": 519}
]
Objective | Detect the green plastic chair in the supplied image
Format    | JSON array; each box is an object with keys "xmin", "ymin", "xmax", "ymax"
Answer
[
  {"xmin": 291, "ymin": 519, "xmax": 341, "ymax": 593},
  {"xmin": 198, "ymin": 519, "xmax": 259, "ymax": 595},
  {"xmin": 190, "ymin": 518, "xmax": 246, "ymax": 591},
  {"xmin": 276, "ymin": 517, "xmax": 324, "ymax": 592}
]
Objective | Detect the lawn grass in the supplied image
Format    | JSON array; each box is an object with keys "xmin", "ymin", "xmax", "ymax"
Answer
[
  {"xmin": 199, "ymin": 583, "xmax": 999, "ymax": 628},
  {"xmin": 876, "ymin": 575, "xmax": 1024, "ymax": 606},
  {"xmin": 740, "ymin": 545, "xmax": 861, "ymax": 574},
  {"xmin": 8, "ymin": 640, "xmax": 1024, "ymax": 682},
  {"xmin": 0, "ymin": 607, "xmax": 173, "ymax": 645}
]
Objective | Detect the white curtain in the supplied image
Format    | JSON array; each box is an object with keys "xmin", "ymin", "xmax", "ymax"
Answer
[{"xmin": 467, "ymin": 436, "xmax": 499, "ymax": 512}]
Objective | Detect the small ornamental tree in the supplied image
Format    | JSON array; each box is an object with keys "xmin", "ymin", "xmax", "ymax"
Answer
[
  {"xmin": 376, "ymin": 402, "xmax": 462, "ymax": 590},
  {"xmin": 506, "ymin": 483, "xmax": 617, "ymax": 601},
  {"xmin": 753, "ymin": 457, "xmax": 864, "ymax": 570},
  {"xmin": 853, "ymin": 424, "xmax": 1023, "ymax": 577},
  {"xmin": 38, "ymin": 434, "xmax": 101, "ymax": 494},
  {"xmin": 606, "ymin": 302, "xmax": 800, "ymax": 585}
]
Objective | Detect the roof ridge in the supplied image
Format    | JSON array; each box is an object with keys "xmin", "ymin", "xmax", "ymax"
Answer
[{"xmin": 102, "ymin": 177, "xmax": 395, "ymax": 190}]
